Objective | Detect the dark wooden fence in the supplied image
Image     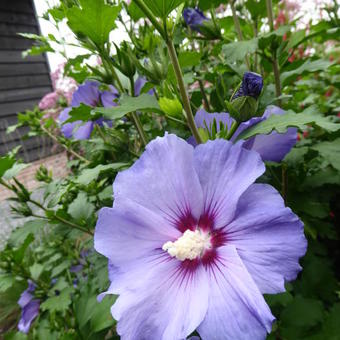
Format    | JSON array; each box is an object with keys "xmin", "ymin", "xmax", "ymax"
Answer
[{"xmin": 0, "ymin": 0, "xmax": 53, "ymax": 162}]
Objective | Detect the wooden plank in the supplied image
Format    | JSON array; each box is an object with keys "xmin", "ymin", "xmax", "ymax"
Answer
[
  {"xmin": 0, "ymin": 51, "xmax": 45, "ymax": 63},
  {"xmin": 0, "ymin": 63, "xmax": 49, "ymax": 76},
  {"xmin": 0, "ymin": 12, "xmax": 37, "ymax": 26},
  {"xmin": 0, "ymin": 99, "xmax": 40, "ymax": 116},
  {"xmin": 0, "ymin": 126, "xmax": 30, "ymax": 143},
  {"xmin": 0, "ymin": 0, "xmax": 34, "ymax": 14},
  {"xmin": 0, "ymin": 115, "xmax": 18, "ymax": 129},
  {"xmin": 0, "ymin": 135, "xmax": 52, "ymax": 156},
  {"xmin": 0, "ymin": 86, "xmax": 51, "ymax": 103},
  {"xmin": 0, "ymin": 36, "xmax": 34, "ymax": 50},
  {"xmin": 0, "ymin": 74, "xmax": 51, "ymax": 90},
  {"xmin": 0, "ymin": 23, "xmax": 38, "ymax": 35}
]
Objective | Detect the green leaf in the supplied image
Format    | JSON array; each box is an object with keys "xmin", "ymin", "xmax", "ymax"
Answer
[
  {"xmin": 67, "ymin": 192, "xmax": 95, "ymax": 222},
  {"xmin": 245, "ymin": 0, "xmax": 266, "ymax": 19},
  {"xmin": 281, "ymin": 297, "xmax": 324, "ymax": 328},
  {"xmin": 222, "ymin": 38, "xmax": 258, "ymax": 63},
  {"xmin": 236, "ymin": 106, "xmax": 340, "ymax": 140},
  {"xmin": 65, "ymin": 103, "xmax": 93, "ymax": 123},
  {"xmin": 0, "ymin": 155, "xmax": 16, "ymax": 178},
  {"xmin": 3, "ymin": 163, "xmax": 29, "ymax": 180},
  {"xmin": 93, "ymin": 94, "xmax": 161, "ymax": 120},
  {"xmin": 178, "ymin": 51, "xmax": 203, "ymax": 68},
  {"xmin": 90, "ymin": 296, "xmax": 116, "ymax": 332},
  {"xmin": 12, "ymin": 234, "xmax": 34, "ymax": 264},
  {"xmin": 41, "ymin": 287, "xmax": 73, "ymax": 313},
  {"xmin": 9, "ymin": 220, "xmax": 45, "ymax": 246},
  {"xmin": 4, "ymin": 332, "xmax": 28, "ymax": 340},
  {"xmin": 311, "ymin": 138, "xmax": 340, "ymax": 171},
  {"xmin": 0, "ymin": 273, "xmax": 15, "ymax": 293},
  {"xmin": 51, "ymin": 260, "xmax": 72, "ymax": 277},
  {"xmin": 258, "ymin": 26, "xmax": 290, "ymax": 49},
  {"xmin": 29, "ymin": 263, "xmax": 44, "ymax": 281},
  {"xmin": 75, "ymin": 163, "xmax": 129, "ymax": 185},
  {"xmin": 159, "ymin": 97, "xmax": 182, "ymax": 117},
  {"xmin": 281, "ymin": 59, "xmax": 333, "ymax": 86},
  {"xmin": 66, "ymin": 0, "xmax": 120, "ymax": 47},
  {"xmin": 142, "ymin": 0, "xmax": 184, "ymax": 18}
]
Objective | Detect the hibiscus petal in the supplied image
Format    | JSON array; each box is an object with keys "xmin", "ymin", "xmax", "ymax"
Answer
[
  {"xmin": 18, "ymin": 299, "xmax": 40, "ymax": 334},
  {"xmin": 58, "ymin": 107, "xmax": 78, "ymax": 138},
  {"xmin": 113, "ymin": 134, "xmax": 204, "ymax": 227},
  {"xmin": 193, "ymin": 139, "xmax": 264, "ymax": 229},
  {"xmin": 71, "ymin": 81, "xmax": 100, "ymax": 107},
  {"xmin": 94, "ymin": 200, "xmax": 181, "ymax": 265},
  {"xmin": 73, "ymin": 121, "xmax": 94, "ymax": 140},
  {"xmin": 194, "ymin": 109, "xmax": 234, "ymax": 133},
  {"xmin": 111, "ymin": 256, "xmax": 209, "ymax": 340},
  {"xmin": 226, "ymin": 183, "xmax": 307, "ymax": 293},
  {"xmin": 198, "ymin": 244, "xmax": 274, "ymax": 340},
  {"xmin": 248, "ymin": 127, "xmax": 297, "ymax": 162},
  {"xmin": 232, "ymin": 106, "xmax": 297, "ymax": 162}
]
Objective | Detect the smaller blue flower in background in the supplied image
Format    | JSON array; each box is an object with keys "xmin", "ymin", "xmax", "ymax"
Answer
[
  {"xmin": 183, "ymin": 7, "xmax": 208, "ymax": 32},
  {"xmin": 18, "ymin": 280, "xmax": 40, "ymax": 333}
]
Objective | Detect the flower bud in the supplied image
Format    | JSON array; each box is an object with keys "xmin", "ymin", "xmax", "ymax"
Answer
[
  {"xmin": 233, "ymin": 72, "xmax": 263, "ymax": 100},
  {"xmin": 227, "ymin": 72, "xmax": 263, "ymax": 122},
  {"xmin": 114, "ymin": 42, "xmax": 136, "ymax": 79},
  {"xmin": 183, "ymin": 7, "xmax": 221, "ymax": 39},
  {"xmin": 183, "ymin": 7, "xmax": 208, "ymax": 32}
]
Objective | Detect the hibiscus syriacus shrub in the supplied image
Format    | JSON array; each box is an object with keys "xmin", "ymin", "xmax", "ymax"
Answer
[{"xmin": 1, "ymin": 0, "xmax": 340, "ymax": 339}]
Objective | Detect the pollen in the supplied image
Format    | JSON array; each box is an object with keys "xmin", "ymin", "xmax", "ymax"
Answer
[{"xmin": 162, "ymin": 229, "xmax": 211, "ymax": 261}]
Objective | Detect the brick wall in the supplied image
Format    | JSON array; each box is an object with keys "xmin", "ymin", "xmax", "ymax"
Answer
[{"xmin": 0, "ymin": 152, "xmax": 68, "ymax": 201}]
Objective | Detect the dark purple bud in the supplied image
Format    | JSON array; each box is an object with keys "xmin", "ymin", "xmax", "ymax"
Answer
[
  {"xmin": 233, "ymin": 72, "xmax": 263, "ymax": 100},
  {"xmin": 183, "ymin": 7, "xmax": 208, "ymax": 32}
]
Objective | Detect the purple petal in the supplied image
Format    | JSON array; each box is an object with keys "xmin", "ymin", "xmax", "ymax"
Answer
[
  {"xmin": 18, "ymin": 299, "xmax": 40, "ymax": 333},
  {"xmin": 18, "ymin": 291, "xmax": 33, "ymax": 309},
  {"xmin": 73, "ymin": 121, "xmax": 94, "ymax": 140},
  {"xmin": 197, "ymin": 244, "xmax": 274, "ymax": 340},
  {"xmin": 194, "ymin": 109, "xmax": 235, "ymax": 133},
  {"xmin": 58, "ymin": 107, "xmax": 79, "ymax": 139},
  {"xmin": 227, "ymin": 183, "xmax": 307, "ymax": 293},
  {"xmin": 111, "ymin": 255, "xmax": 209, "ymax": 340},
  {"xmin": 134, "ymin": 77, "xmax": 147, "ymax": 96},
  {"xmin": 183, "ymin": 8, "xmax": 208, "ymax": 31},
  {"xmin": 248, "ymin": 106, "xmax": 297, "ymax": 162},
  {"xmin": 94, "ymin": 200, "xmax": 181, "ymax": 266},
  {"xmin": 193, "ymin": 139, "xmax": 265, "ymax": 228},
  {"xmin": 113, "ymin": 134, "xmax": 204, "ymax": 226},
  {"xmin": 71, "ymin": 81, "xmax": 101, "ymax": 107},
  {"xmin": 232, "ymin": 106, "xmax": 297, "ymax": 162},
  {"xmin": 101, "ymin": 85, "xmax": 119, "ymax": 107}
]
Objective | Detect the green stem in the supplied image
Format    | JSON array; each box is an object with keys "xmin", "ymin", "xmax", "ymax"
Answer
[
  {"xmin": 132, "ymin": 0, "xmax": 201, "ymax": 143},
  {"xmin": 41, "ymin": 125, "xmax": 89, "ymax": 164},
  {"xmin": 132, "ymin": 0, "xmax": 166, "ymax": 40},
  {"xmin": 129, "ymin": 77, "xmax": 148, "ymax": 146},
  {"xmin": 165, "ymin": 114, "xmax": 187, "ymax": 126},
  {"xmin": 198, "ymin": 78, "xmax": 211, "ymax": 111},
  {"xmin": 29, "ymin": 199, "xmax": 93, "ymax": 236},
  {"xmin": 266, "ymin": 0, "xmax": 282, "ymax": 106},
  {"xmin": 101, "ymin": 52, "xmax": 125, "ymax": 93},
  {"xmin": 226, "ymin": 121, "xmax": 240, "ymax": 140},
  {"xmin": 167, "ymin": 41, "xmax": 202, "ymax": 144},
  {"xmin": 230, "ymin": 1, "xmax": 250, "ymax": 70}
]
